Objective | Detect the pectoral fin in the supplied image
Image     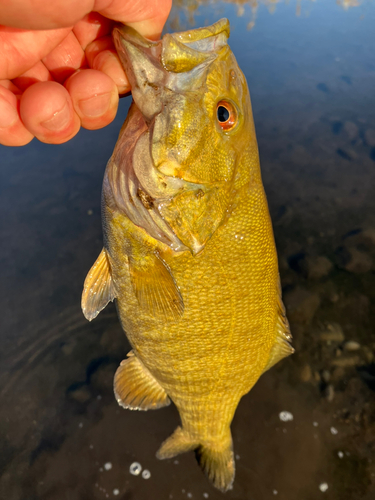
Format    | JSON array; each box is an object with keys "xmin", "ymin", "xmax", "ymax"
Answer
[
  {"xmin": 81, "ymin": 248, "xmax": 116, "ymax": 321},
  {"xmin": 114, "ymin": 351, "xmax": 170, "ymax": 410},
  {"xmin": 129, "ymin": 252, "xmax": 184, "ymax": 321}
]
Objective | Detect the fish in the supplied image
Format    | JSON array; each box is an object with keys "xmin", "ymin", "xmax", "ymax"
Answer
[{"xmin": 81, "ymin": 18, "xmax": 293, "ymax": 492}]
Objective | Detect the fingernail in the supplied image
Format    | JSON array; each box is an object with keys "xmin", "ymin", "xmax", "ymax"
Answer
[
  {"xmin": 0, "ymin": 97, "xmax": 18, "ymax": 128},
  {"xmin": 41, "ymin": 100, "xmax": 71, "ymax": 131},
  {"xmin": 78, "ymin": 92, "xmax": 111, "ymax": 117}
]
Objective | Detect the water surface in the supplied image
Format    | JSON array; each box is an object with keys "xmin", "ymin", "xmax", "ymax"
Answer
[{"xmin": 1, "ymin": 1, "xmax": 375, "ymax": 499}]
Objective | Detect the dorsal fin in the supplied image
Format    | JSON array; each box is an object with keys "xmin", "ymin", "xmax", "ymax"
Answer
[
  {"xmin": 262, "ymin": 279, "xmax": 294, "ymax": 373},
  {"xmin": 81, "ymin": 248, "xmax": 116, "ymax": 321}
]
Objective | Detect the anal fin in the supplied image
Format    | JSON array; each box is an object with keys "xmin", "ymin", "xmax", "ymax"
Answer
[
  {"xmin": 156, "ymin": 426, "xmax": 198, "ymax": 459},
  {"xmin": 129, "ymin": 252, "xmax": 184, "ymax": 321},
  {"xmin": 114, "ymin": 351, "xmax": 170, "ymax": 410},
  {"xmin": 82, "ymin": 248, "xmax": 116, "ymax": 321}
]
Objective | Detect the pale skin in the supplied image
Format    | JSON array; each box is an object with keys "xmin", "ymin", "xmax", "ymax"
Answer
[{"xmin": 0, "ymin": 0, "xmax": 172, "ymax": 146}]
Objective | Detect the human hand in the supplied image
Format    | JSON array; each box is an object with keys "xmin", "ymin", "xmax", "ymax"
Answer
[{"xmin": 0, "ymin": 0, "xmax": 172, "ymax": 146}]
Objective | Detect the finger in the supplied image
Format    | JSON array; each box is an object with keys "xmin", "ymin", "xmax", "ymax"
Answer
[
  {"xmin": 0, "ymin": 0, "xmax": 94, "ymax": 29},
  {"xmin": 0, "ymin": 26, "xmax": 71, "ymax": 80},
  {"xmin": 85, "ymin": 36, "xmax": 128, "ymax": 93},
  {"xmin": 42, "ymin": 31, "xmax": 85, "ymax": 83},
  {"xmin": 0, "ymin": 85, "xmax": 33, "ymax": 146},
  {"xmin": 12, "ymin": 61, "xmax": 52, "ymax": 91},
  {"xmin": 20, "ymin": 81, "xmax": 80, "ymax": 144},
  {"xmin": 0, "ymin": 0, "xmax": 172, "ymax": 34},
  {"xmin": 0, "ymin": 79, "xmax": 22, "ymax": 94},
  {"xmin": 73, "ymin": 12, "xmax": 112, "ymax": 50},
  {"xmin": 65, "ymin": 69, "xmax": 118, "ymax": 130},
  {"xmin": 97, "ymin": 0, "xmax": 173, "ymax": 40}
]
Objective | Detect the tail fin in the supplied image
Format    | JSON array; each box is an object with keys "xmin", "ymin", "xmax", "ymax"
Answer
[
  {"xmin": 196, "ymin": 439, "xmax": 235, "ymax": 492},
  {"xmin": 156, "ymin": 427, "xmax": 235, "ymax": 492}
]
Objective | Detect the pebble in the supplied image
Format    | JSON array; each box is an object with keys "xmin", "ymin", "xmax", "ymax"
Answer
[
  {"xmin": 279, "ymin": 411, "xmax": 293, "ymax": 422},
  {"xmin": 343, "ymin": 340, "xmax": 361, "ymax": 351},
  {"xmin": 319, "ymin": 483, "xmax": 329, "ymax": 492},
  {"xmin": 330, "ymin": 427, "xmax": 338, "ymax": 435},
  {"xmin": 300, "ymin": 364, "xmax": 312, "ymax": 382},
  {"xmin": 319, "ymin": 323, "xmax": 344, "ymax": 342},
  {"xmin": 338, "ymin": 451, "xmax": 344, "ymax": 458},
  {"xmin": 129, "ymin": 462, "xmax": 142, "ymax": 476},
  {"xmin": 331, "ymin": 367, "xmax": 345, "ymax": 381},
  {"xmin": 203, "ymin": 494, "xmax": 209, "ymax": 499},
  {"xmin": 363, "ymin": 346, "xmax": 374, "ymax": 363},
  {"xmin": 283, "ymin": 288, "xmax": 320, "ymax": 325},
  {"xmin": 113, "ymin": 489, "xmax": 120, "ymax": 496},
  {"xmin": 69, "ymin": 386, "xmax": 91, "ymax": 403},
  {"xmin": 305, "ymin": 255, "xmax": 333, "ymax": 280},
  {"xmin": 325, "ymin": 384, "xmax": 335, "ymax": 402},
  {"xmin": 365, "ymin": 129, "xmax": 375, "ymax": 147},
  {"xmin": 338, "ymin": 247, "xmax": 373, "ymax": 274},
  {"xmin": 331, "ymin": 355, "xmax": 360, "ymax": 368},
  {"xmin": 343, "ymin": 121, "xmax": 359, "ymax": 141},
  {"xmin": 313, "ymin": 421, "xmax": 319, "ymax": 427},
  {"xmin": 104, "ymin": 462, "xmax": 112, "ymax": 471},
  {"xmin": 273, "ymin": 490, "xmax": 278, "ymax": 495}
]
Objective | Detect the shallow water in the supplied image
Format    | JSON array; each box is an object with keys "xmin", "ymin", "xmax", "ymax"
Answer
[{"xmin": 1, "ymin": 1, "xmax": 375, "ymax": 499}]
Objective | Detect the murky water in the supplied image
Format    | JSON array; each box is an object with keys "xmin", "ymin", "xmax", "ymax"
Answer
[{"xmin": 1, "ymin": 1, "xmax": 375, "ymax": 499}]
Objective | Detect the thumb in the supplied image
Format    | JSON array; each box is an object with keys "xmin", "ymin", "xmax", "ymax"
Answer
[{"xmin": 96, "ymin": 0, "xmax": 173, "ymax": 40}]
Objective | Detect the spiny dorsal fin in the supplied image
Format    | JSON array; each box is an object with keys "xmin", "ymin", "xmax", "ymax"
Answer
[
  {"xmin": 81, "ymin": 248, "xmax": 116, "ymax": 321},
  {"xmin": 129, "ymin": 252, "xmax": 184, "ymax": 322},
  {"xmin": 114, "ymin": 351, "xmax": 170, "ymax": 411},
  {"xmin": 262, "ymin": 279, "xmax": 294, "ymax": 373}
]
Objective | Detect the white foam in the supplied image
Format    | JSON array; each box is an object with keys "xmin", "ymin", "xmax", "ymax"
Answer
[
  {"xmin": 129, "ymin": 462, "xmax": 142, "ymax": 476},
  {"xmin": 279, "ymin": 411, "xmax": 293, "ymax": 422}
]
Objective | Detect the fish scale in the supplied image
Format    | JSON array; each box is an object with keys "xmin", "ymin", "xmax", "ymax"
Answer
[{"xmin": 81, "ymin": 18, "xmax": 293, "ymax": 492}]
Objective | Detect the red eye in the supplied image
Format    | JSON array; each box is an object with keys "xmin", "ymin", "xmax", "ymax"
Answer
[{"xmin": 216, "ymin": 100, "xmax": 237, "ymax": 131}]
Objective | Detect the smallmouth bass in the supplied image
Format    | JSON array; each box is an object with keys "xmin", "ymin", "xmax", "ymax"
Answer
[{"xmin": 82, "ymin": 18, "xmax": 293, "ymax": 492}]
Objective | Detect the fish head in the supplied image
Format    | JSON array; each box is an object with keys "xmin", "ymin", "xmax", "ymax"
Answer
[{"xmin": 112, "ymin": 19, "xmax": 255, "ymax": 254}]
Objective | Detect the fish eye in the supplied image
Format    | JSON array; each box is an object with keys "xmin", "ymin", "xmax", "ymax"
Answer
[{"xmin": 216, "ymin": 101, "xmax": 237, "ymax": 131}]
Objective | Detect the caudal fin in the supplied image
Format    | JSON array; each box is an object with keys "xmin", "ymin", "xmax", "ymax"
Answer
[
  {"xmin": 196, "ymin": 439, "xmax": 235, "ymax": 492},
  {"xmin": 156, "ymin": 427, "xmax": 235, "ymax": 492}
]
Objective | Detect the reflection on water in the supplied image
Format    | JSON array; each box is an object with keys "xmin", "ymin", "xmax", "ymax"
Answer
[
  {"xmin": 1, "ymin": 1, "xmax": 375, "ymax": 499},
  {"xmin": 169, "ymin": 0, "xmax": 366, "ymax": 31}
]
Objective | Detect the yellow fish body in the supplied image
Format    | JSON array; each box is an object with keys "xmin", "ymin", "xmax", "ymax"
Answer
[{"xmin": 82, "ymin": 19, "xmax": 293, "ymax": 492}]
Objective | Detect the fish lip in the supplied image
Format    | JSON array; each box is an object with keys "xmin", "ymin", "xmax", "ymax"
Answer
[{"xmin": 112, "ymin": 23, "xmax": 164, "ymax": 123}]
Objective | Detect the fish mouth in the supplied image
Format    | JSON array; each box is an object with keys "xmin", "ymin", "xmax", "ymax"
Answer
[{"xmin": 113, "ymin": 19, "xmax": 230, "ymax": 115}]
